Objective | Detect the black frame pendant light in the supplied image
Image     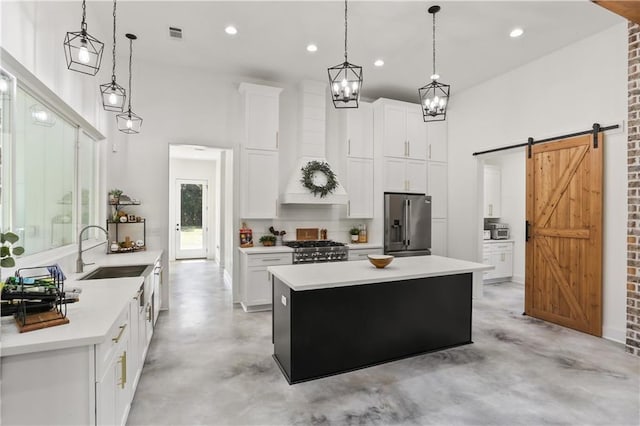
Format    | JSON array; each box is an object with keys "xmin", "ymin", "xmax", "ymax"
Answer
[
  {"xmin": 418, "ymin": 5, "xmax": 450, "ymax": 122},
  {"xmin": 99, "ymin": 0, "xmax": 126, "ymax": 112},
  {"xmin": 327, "ymin": 0, "xmax": 363, "ymax": 109},
  {"xmin": 63, "ymin": 0, "xmax": 104, "ymax": 75},
  {"xmin": 116, "ymin": 34, "xmax": 143, "ymax": 134}
]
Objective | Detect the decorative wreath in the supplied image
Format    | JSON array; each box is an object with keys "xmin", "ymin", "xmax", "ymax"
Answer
[{"xmin": 300, "ymin": 160, "xmax": 338, "ymax": 198}]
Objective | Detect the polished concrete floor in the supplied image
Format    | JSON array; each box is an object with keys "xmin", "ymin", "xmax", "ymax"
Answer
[{"xmin": 128, "ymin": 260, "xmax": 640, "ymax": 425}]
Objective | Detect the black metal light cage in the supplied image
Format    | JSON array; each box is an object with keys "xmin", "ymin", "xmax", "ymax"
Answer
[
  {"xmin": 116, "ymin": 109, "xmax": 143, "ymax": 134},
  {"xmin": 99, "ymin": 0, "xmax": 126, "ymax": 112},
  {"xmin": 419, "ymin": 80, "xmax": 450, "ymax": 122},
  {"xmin": 328, "ymin": 61, "xmax": 363, "ymax": 109},
  {"xmin": 63, "ymin": 1, "xmax": 104, "ymax": 75}
]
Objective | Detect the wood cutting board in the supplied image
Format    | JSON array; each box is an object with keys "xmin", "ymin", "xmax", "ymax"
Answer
[{"xmin": 296, "ymin": 228, "xmax": 319, "ymax": 240}]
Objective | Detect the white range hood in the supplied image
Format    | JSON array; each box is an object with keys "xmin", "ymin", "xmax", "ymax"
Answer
[{"xmin": 280, "ymin": 81, "xmax": 348, "ymax": 205}]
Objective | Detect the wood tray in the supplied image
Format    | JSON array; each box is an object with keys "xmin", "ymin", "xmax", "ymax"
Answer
[
  {"xmin": 16, "ymin": 310, "xmax": 69, "ymax": 333},
  {"xmin": 296, "ymin": 228, "xmax": 319, "ymax": 240}
]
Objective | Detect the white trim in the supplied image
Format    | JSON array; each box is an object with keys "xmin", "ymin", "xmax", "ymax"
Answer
[
  {"xmin": 512, "ymin": 274, "xmax": 525, "ymax": 284},
  {"xmin": 224, "ymin": 268, "xmax": 232, "ymax": 289},
  {"xmin": 602, "ymin": 326, "xmax": 625, "ymax": 345}
]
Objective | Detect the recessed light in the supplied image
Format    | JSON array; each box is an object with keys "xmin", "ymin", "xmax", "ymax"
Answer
[
  {"xmin": 225, "ymin": 25, "xmax": 238, "ymax": 35},
  {"xmin": 510, "ymin": 28, "xmax": 524, "ymax": 38},
  {"xmin": 374, "ymin": 59, "xmax": 385, "ymax": 67},
  {"xmin": 306, "ymin": 44, "xmax": 318, "ymax": 53}
]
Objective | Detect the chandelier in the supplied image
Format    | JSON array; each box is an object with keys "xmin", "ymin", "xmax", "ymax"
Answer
[{"xmin": 418, "ymin": 5, "xmax": 450, "ymax": 122}]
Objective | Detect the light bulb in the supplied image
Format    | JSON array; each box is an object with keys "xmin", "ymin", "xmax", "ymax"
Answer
[
  {"xmin": 126, "ymin": 118, "xmax": 133, "ymax": 129},
  {"xmin": 0, "ymin": 79, "xmax": 7, "ymax": 92},
  {"xmin": 433, "ymin": 96, "xmax": 439, "ymax": 104},
  {"xmin": 78, "ymin": 40, "xmax": 90, "ymax": 64},
  {"xmin": 344, "ymin": 86, "xmax": 351, "ymax": 97},
  {"xmin": 333, "ymin": 83, "xmax": 339, "ymax": 94},
  {"xmin": 439, "ymin": 98, "xmax": 446, "ymax": 107},
  {"xmin": 108, "ymin": 92, "xmax": 118, "ymax": 105},
  {"xmin": 341, "ymin": 78, "xmax": 347, "ymax": 88},
  {"xmin": 352, "ymin": 81, "xmax": 358, "ymax": 91}
]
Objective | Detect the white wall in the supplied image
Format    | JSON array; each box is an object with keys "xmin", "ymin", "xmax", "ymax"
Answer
[
  {"xmin": 485, "ymin": 150, "xmax": 526, "ymax": 283},
  {"xmin": 448, "ymin": 23, "xmax": 628, "ymax": 342},
  {"xmin": 168, "ymin": 156, "xmax": 218, "ymax": 261}
]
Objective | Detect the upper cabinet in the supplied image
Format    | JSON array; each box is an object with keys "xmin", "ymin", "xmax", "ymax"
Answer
[
  {"xmin": 484, "ymin": 165, "xmax": 502, "ymax": 218},
  {"xmin": 376, "ymin": 99, "xmax": 427, "ymax": 160},
  {"xmin": 239, "ymin": 83, "xmax": 282, "ymax": 219},
  {"xmin": 239, "ymin": 83, "xmax": 282, "ymax": 151},
  {"xmin": 427, "ymin": 120, "xmax": 448, "ymax": 162},
  {"xmin": 345, "ymin": 102, "xmax": 373, "ymax": 159}
]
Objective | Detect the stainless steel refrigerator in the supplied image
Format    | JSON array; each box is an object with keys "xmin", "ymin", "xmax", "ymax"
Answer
[{"xmin": 384, "ymin": 193, "xmax": 432, "ymax": 257}]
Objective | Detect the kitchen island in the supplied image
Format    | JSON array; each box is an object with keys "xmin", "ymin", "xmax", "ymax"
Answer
[{"xmin": 268, "ymin": 255, "xmax": 492, "ymax": 384}]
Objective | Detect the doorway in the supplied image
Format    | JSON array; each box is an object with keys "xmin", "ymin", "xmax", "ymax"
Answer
[{"xmin": 175, "ymin": 179, "xmax": 207, "ymax": 259}]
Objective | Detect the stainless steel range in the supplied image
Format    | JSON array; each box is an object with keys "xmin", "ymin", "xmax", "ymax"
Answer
[{"xmin": 283, "ymin": 240, "xmax": 349, "ymax": 264}]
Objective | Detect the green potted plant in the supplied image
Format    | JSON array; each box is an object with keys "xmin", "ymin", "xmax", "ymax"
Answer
[
  {"xmin": 108, "ymin": 188, "xmax": 123, "ymax": 204},
  {"xmin": 259, "ymin": 235, "xmax": 277, "ymax": 247},
  {"xmin": 349, "ymin": 226, "xmax": 360, "ymax": 243},
  {"xmin": 1, "ymin": 232, "xmax": 24, "ymax": 268}
]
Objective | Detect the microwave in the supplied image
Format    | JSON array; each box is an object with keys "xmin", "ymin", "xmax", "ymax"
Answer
[{"xmin": 488, "ymin": 223, "xmax": 510, "ymax": 240}]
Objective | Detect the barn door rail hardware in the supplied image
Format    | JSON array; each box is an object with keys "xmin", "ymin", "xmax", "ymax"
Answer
[{"xmin": 472, "ymin": 122, "xmax": 618, "ymax": 157}]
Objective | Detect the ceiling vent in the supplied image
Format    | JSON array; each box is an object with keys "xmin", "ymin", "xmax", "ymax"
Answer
[{"xmin": 169, "ymin": 27, "xmax": 183, "ymax": 39}]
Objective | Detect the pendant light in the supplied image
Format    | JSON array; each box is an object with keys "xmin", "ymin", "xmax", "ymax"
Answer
[
  {"xmin": 327, "ymin": 0, "xmax": 363, "ymax": 109},
  {"xmin": 63, "ymin": 0, "xmax": 104, "ymax": 75},
  {"xmin": 99, "ymin": 0, "xmax": 126, "ymax": 112},
  {"xmin": 418, "ymin": 5, "xmax": 450, "ymax": 122},
  {"xmin": 116, "ymin": 34, "xmax": 143, "ymax": 134}
]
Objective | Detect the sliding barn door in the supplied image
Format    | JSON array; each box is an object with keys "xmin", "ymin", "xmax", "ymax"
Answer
[{"xmin": 525, "ymin": 134, "xmax": 603, "ymax": 336}]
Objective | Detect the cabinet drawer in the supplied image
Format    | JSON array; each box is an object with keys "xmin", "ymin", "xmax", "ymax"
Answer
[
  {"xmin": 483, "ymin": 243, "xmax": 513, "ymax": 253},
  {"xmin": 246, "ymin": 253, "xmax": 292, "ymax": 267},
  {"xmin": 96, "ymin": 305, "xmax": 130, "ymax": 381},
  {"xmin": 348, "ymin": 248, "xmax": 383, "ymax": 261}
]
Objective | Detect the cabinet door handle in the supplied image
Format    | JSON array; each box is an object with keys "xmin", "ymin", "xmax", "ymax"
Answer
[
  {"xmin": 501, "ymin": 253, "xmax": 505, "ymax": 262},
  {"xmin": 347, "ymin": 201, "xmax": 351, "ymax": 216},
  {"xmin": 429, "ymin": 144, "xmax": 432, "ymax": 159},
  {"xmin": 404, "ymin": 141, "xmax": 408, "ymax": 157},
  {"xmin": 118, "ymin": 351, "xmax": 127, "ymax": 389},
  {"xmin": 348, "ymin": 139, "xmax": 351, "ymax": 155},
  {"xmin": 407, "ymin": 140, "xmax": 410, "ymax": 157},
  {"xmin": 112, "ymin": 324, "xmax": 127, "ymax": 343},
  {"xmin": 489, "ymin": 204, "xmax": 493, "ymax": 216},
  {"xmin": 275, "ymin": 198, "xmax": 278, "ymax": 217},
  {"xmin": 261, "ymin": 258, "xmax": 283, "ymax": 262},
  {"xmin": 276, "ymin": 131, "xmax": 279, "ymax": 149}
]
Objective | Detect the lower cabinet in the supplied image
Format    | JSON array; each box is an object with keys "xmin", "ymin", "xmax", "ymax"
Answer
[
  {"xmin": 239, "ymin": 251, "xmax": 292, "ymax": 312},
  {"xmin": 483, "ymin": 241, "xmax": 514, "ymax": 281},
  {"xmin": 348, "ymin": 247, "xmax": 383, "ymax": 261}
]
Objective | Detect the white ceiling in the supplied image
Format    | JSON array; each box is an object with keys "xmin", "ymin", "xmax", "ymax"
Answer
[{"xmin": 83, "ymin": 1, "xmax": 624, "ymax": 102}]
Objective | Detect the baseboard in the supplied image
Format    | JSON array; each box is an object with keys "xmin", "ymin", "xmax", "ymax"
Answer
[
  {"xmin": 512, "ymin": 275, "xmax": 525, "ymax": 285},
  {"xmin": 602, "ymin": 325, "xmax": 625, "ymax": 345}
]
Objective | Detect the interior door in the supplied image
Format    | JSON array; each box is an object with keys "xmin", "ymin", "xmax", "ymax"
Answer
[
  {"xmin": 175, "ymin": 179, "xmax": 208, "ymax": 259},
  {"xmin": 525, "ymin": 133, "xmax": 602, "ymax": 336}
]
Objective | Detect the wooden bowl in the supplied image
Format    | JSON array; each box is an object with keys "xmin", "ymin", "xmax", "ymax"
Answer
[{"xmin": 368, "ymin": 254, "xmax": 394, "ymax": 269}]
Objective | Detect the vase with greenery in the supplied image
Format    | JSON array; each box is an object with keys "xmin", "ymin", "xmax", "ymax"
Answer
[
  {"xmin": 349, "ymin": 226, "xmax": 360, "ymax": 243},
  {"xmin": 259, "ymin": 235, "xmax": 277, "ymax": 247},
  {"xmin": 108, "ymin": 188, "xmax": 123, "ymax": 204},
  {"xmin": 0, "ymin": 232, "xmax": 24, "ymax": 283}
]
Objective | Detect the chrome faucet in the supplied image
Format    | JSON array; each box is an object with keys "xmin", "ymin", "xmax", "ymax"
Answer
[{"xmin": 76, "ymin": 225, "xmax": 109, "ymax": 273}]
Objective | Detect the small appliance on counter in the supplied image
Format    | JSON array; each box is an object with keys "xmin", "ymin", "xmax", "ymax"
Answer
[{"xmin": 488, "ymin": 223, "xmax": 510, "ymax": 240}]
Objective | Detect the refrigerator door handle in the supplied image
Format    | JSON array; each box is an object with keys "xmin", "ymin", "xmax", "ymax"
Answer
[{"xmin": 405, "ymin": 199, "xmax": 410, "ymax": 248}]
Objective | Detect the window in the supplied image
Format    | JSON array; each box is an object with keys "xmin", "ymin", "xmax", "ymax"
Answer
[{"xmin": 1, "ymin": 72, "xmax": 100, "ymax": 256}]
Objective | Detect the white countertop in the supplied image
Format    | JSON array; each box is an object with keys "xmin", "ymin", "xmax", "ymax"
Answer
[
  {"xmin": 483, "ymin": 239, "xmax": 515, "ymax": 244},
  {"xmin": 1, "ymin": 250, "xmax": 162, "ymax": 357},
  {"xmin": 238, "ymin": 246, "xmax": 294, "ymax": 254},
  {"xmin": 268, "ymin": 255, "xmax": 493, "ymax": 291},
  {"xmin": 346, "ymin": 243, "xmax": 383, "ymax": 250}
]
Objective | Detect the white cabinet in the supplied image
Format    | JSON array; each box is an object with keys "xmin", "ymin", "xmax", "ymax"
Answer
[
  {"xmin": 427, "ymin": 162, "xmax": 447, "ymax": 219},
  {"xmin": 152, "ymin": 260, "xmax": 162, "ymax": 326},
  {"xmin": 239, "ymin": 83, "xmax": 282, "ymax": 219},
  {"xmin": 239, "ymin": 250, "xmax": 292, "ymax": 311},
  {"xmin": 431, "ymin": 219, "xmax": 448, "ymax": 256},
  {"xmin": 345, "ymin": 158, "xmax": 374, "ymax": 218},
  {"xmin": 239, "ymin": 83, "xmax": 282, "ymax": 151},
  {"xmin": 384, "ymin": 158, "xmax": 426, "ymax": 193},
  {"xmin": 240, "ymin": 149, "xmax": 279, "ymax": 218},
  {"xmin": 427, "ymin": 120, "xmax": 448, "ymax": 162},
  {"xmin": 345, "ymin": 102, "xmax": 373, "ymax": 159},
  {"xmin": 96, "ymin": 304, "xmax": 131, "ymax": 426},
  {"xmin": 376, "ymin": 99, "xmax": 427, "ymax": 160},
  {"xmin": 348, "ymin": 246, "xmax": 383, "ymax": 261},
  {"xmin": 484, "ymin": 165, "xmax": 502, "ymax": 218},
  {"xmin": 483, "ymin": 241, "xmax": 513, "ymax": 281}
]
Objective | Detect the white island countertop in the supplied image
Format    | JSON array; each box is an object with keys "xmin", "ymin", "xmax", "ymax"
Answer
[
  {"xmin": 268, "ymin": 255, "xmax": 492, "ymax": 291},
  {"xmin": 1, "ymin": 250, "xmax": 162, "ymax": 357}
]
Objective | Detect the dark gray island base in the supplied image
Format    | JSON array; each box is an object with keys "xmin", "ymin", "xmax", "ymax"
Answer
[{"xmin": 272, "ymin": 272, "xmax": 473, "ymax": 384}]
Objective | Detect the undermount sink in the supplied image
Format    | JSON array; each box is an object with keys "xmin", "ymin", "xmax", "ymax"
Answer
[{"xmin": 80, "ymin": 264, "xmax": 152, "ymax": 280}]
